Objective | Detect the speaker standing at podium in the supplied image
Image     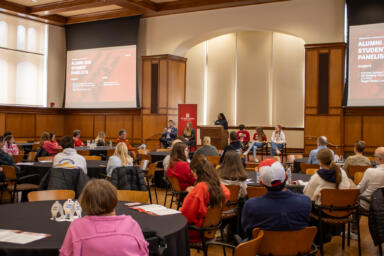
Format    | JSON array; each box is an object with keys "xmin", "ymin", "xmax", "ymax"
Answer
[{"xmin": 214, "ymin": 113, "xmax": 228, "ymax": 130}]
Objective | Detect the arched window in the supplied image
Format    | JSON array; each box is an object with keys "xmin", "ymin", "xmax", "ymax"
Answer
[
  {"xmin": 0, "ymin": 59, "xmax": 8, "ymax": 103},
  {"xmin": 27, "ymin": 27, "xmax": 37, "ymax": 52},
  {"xmin": 16, "ymin": 61, "xmax": 37, "ymax": 105},
  {"xmin": 17, "ymin": 25, "xmax": 26, "ymax": 50},
  {"xmin": 0, "ymin": 21, "xmax": 7, "ymax": 47}
]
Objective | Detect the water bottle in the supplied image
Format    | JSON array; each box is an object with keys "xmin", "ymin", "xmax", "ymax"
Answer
[
  {"xmin": 255, "ymin": 171, "xmax": 260, "ymax": 184},
  {"xmin": 74, "ymin": 200, "xmax": 82, "ymax": 218},
  {"xmin": 109, "ymin": 140, "xmax": 113, "ymax": 148},
  {"xmin": 287, "ymin": 167, "xmax": 292, "ymax": 184},
  {"xmin": 63, "ymin": 199, "xmax": 74, "ymax": 219}
]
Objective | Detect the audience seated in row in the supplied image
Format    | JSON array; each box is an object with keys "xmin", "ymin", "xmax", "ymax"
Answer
[
  {"xmin": 193, "ymin": 136, "xmax": 219, "ymax": 157},
  {"xmin": 308, "ymin": 136, "xmax": 334, "ymax": 165},
  {"xmin": 40, "ymin": 132, "xmax": 62, "ymax": 156},
  {"xmin": 53, "ymin": 136, "xmax": 87, "ymax": 174},
  {"xmin": 220, "ymin": 131, "xmax": 243, "ymax": 163},
  {"xmin": 181, "ymin": 154, "xmax": 230, "ymax": 242},
  {"xmin": 343, "ymin": 140, "xmax": 371, "ymax": 178},
  {"xmin": 242, "ymin": 127, "xmax": 267, "ymax": 162},
  {"xmin": 160, "ymin": 120, "xmax": 178, "ymax": 148},
  {"xmin": 2, "ymin": 134, "xmax": 19, "ymax": 156},
  {"xmin": 106, "ymin": 142, "xmax": 133, "ymax": 177},
  {"xmin": 59, "ymin": 179, "xmax": 148, "ymax": 256},
  {"xmin": 242, "ymin": 158, "xmax": 311, "ymax": 240},
  {"xmin": 162, "ymin": 139, "xmax": 182, "ymax": 171}
]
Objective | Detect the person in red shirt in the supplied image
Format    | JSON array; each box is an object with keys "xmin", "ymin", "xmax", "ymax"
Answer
[
  {"xmin": 166, "ymin": 142, "xmax": 196, "ymax": 192},
  {"xmin": 73, "ymin": 130, "xmax": 84, "ymax": 147},
  {"xmin": 116, "ymin": 129, "xmax": 134, "ymax": 151},
  {"xmin": 243, "ymin": 127, "xmax": 267, "ymax": 162},
  {"xmin": 237, "ymin": 124, "xmax": 250, "ymax": 148},
  {"xmin": 181, "ymin": 154, "xmax": 230, "ymax": 242},
  {"xmin": 41, "ymin": 132, "xmax": 62, "ymax": 155}
]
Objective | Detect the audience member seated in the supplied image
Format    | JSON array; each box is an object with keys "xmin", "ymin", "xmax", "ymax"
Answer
[
  {"xmin": 163, "ymin": 139, "xmax": 182, "ymax": 171},
  {"xmin": 160, "ymin": 120, "xmax": 178, "ymax": 148},
  {"xmin": 95, "ymin": 131, "xmax": 106, "ymax": 146},
  {"xmin": 53, "ymin": 136, "xmax": 87, "ymax": 174},
  {"xmin": 106, "ymin": 142, "xmax": 133, "ymax": 177},
  {"xmin": 358, "ymin": 147, "xmax": 384, "ymax": 212},
  {"xmin": 241, "ymin": 159, "xmax": 311, "ymax": 239},
  {"xmin": 237, "ymin": 124, "xmax": 250, "ymax": 148},
  {"xmin": 3, "ymin": 131, "xmax": 12, "ymax": 138},
  {"xmin": 270, "ymin": 125, "xmax": 286, "ymax": 156},
  {"xmin": 214, "ymin": 113, "xmax": 229, "ymax": 130},
  {"xmin": 116, "ymin": 129, "xmax": 134, "ymax": 150},
  {"xmin": 181, "ymin": 154, "xmax": 230, "ymax": 242},
  {"xmin": 2, "ymin": 135, "xmax": 19, "ymax": 156},
  {"xmin": 181, "ymin": 121, "xmax": 196, "ymax": 147},
  {"xmin": 166, "ymin": 142, "xmax": 196, "ymax": 192},
  {"xmin": 73, "ymin": 130, "xmax": 84, "ymax": 147},
  {"xmin": 307, "ymin": 136, "xmax": 334, "ymax": 165},
  {"xmin": 343, "ymin": 140, "xmax": 371, "ymax": 178},
  {"xmin": 243, "ymin": 127, "xmax": 267, "ymax": 162},
  {"xmin": 220, "ymin": 131, "xmax": 243, "ymax": 163},
  {"xmin": 194, "ymin": 136, "xmax": 219, "ymax": 157},
  {"xmin": 40, "ymin": 132, "xmax": 62, "ymax": 156},
  {"xmin": 59, "ymin": 179, "xmax": 148, "ymax": 256},
  {"xmin": 218, "ymin": 151, "xmax": 248, "ymax": 199},
  {"xmin": 0, "ymin": 135, "xmax": 15, "ymax": 167},
  {"xmin": 304, "ymin": 148, "xmax": 352, "ymax": 205}
]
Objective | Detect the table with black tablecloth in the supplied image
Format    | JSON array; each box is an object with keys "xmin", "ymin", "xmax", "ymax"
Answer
[
  {"xmin": 17, "ymin": 160, "xmax": 107, "ymax": 184},
  {"xmin": 75, "ymin": 146, "xmax": 115, "ymax": 160},
  {"xmin": 0, "ymin": 201, "xmax": 190, "ymax": 256}
]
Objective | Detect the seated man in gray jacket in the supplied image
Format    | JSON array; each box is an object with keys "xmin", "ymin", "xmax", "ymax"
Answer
[{"xmin": 53, "ymin": 136, "xmax": 87, "ymax": 174}]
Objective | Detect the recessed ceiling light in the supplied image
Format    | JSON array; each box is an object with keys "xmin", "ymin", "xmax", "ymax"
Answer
[{"xmin": 32, "ymin": 0, "xmax": 38, "ymax": 2}]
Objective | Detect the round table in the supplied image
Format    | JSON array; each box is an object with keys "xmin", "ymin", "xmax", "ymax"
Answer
[{"xmin": 0, "ymin": 201, "xmax": 190, "ymax": 256}]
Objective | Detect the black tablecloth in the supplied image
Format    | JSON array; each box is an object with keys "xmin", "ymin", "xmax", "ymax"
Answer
[
  {"xmin": 0, "ymin": 201, "xmax": 189, "ymax": 256},
  {"xmin": 17, "ymin": 160, "xmax": 107, "ymax": 184},
  {"xmin": 149, "ymin": 152, "xmax": 169, "ymax": 163}
]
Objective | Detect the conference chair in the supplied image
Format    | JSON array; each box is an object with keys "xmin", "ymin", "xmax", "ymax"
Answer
[
  {"xmin": 27, "ymin": 190, "xmax": 75, "ymax": 202},
  {"xmin": 77, "ymin": 150, "xmax": 90, "ymax": 156},
  {"xmin": 348, "ymin": 165, "xmax": 370, "ymax": 181},
  {"xmin": 83, "ymin": 155, "xmax": 102, "ymax": 161},
  {"xmin": 220, "ymin": 185, "xmax": 241, "ymax": 237},
  {"xmin": 31, "ymin": 143, "xmax": 39, "ymax": 151},
  {"xmin": 300, "ymin": 163, "xmax": 320, "ymax": 174},
  {"xmin": 255, "ymin": 227, "xmax": 318, "ymax": 256},
  {"xmin": 207, "ymin": 156, "xmax": 220, "ymax": 166},
  {"xmin": 312, "ymin": 189, "xmax": 361, "ymax": 256},
  {"xmin": 139, "ymin": 154, "xmax": 152, "ymax": 166},
  {"xmin": 2, "ymin": 165, "xmax": 39, "ymax": 203},
  {"xmin": 145, "ymin": 161, "xmax": 160, "ymax": 204},
  {"xmin": 166, "ymin": 176, "xmax": 187, "ymax": 210},
  {"xmin": 354, "ymin": 172, "xmax": 364, "ymax": 185},
  {"xmin": 246, "ymin": 186, "xmax": 267, "ymax": 198},
  {"xmin": 107, "ymin": 149, "xmax": 115, "ymax": 158},
  {"xmin": 306, "ymin": 168, "xmax": 318, "ymax": 175},
  {"xmin": 38, "ymin": 156, "xmax": 54, "ymax": 162},
  {"xmin": 12, "ymin": 154, "xmax": 24, "ymax": 164},
  {"xmin": 117, "ymin": 190, "xmax": 149, "ymax": 204},
  {"xmin": 27, "ymin": 151, "xmax": 37, "ymax": 161}
]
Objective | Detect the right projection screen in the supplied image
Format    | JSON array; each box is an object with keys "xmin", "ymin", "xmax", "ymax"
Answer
[{"xmin": 348, "ymin": 23, "xmax": 384, "ymax": 106}]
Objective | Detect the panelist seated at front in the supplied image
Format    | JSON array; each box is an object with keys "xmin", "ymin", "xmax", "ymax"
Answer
[{"xmin": 159, "ymin": 120, "xmax": 178, "ymax": 148}]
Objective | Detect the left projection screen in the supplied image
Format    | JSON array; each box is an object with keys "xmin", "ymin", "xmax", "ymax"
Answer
[{"xmin": 65, "ymin": 45, "xmax": 137, "ymax": 108}]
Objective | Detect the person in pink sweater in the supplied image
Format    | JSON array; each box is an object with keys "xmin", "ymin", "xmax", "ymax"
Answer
[
  {"xmin": 59, "ymin": 179, "xmax": 148, "ymax": 256},
  {"xmin": 2, "ymin": 135, "xmax": 19, "ymax": 155}
]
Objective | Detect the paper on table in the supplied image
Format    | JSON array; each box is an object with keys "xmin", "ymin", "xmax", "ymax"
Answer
[
  {"xmin": 131, "ymin": 204, "xmax": 180, "ymax": 216},
  {"xmin": 0, "ymin": 229, "xmax": 50, "ymax": 244},
  {"xmin": 16, "ymin": 162, "xmax": 35, "ymax": 166}
]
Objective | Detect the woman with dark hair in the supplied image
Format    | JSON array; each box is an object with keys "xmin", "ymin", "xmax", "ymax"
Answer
[
  {"xmin": 41, "ymin": 132, "xmax": 62, "ymax": 156},
  {"xmin": 2, "ymin": 135, "xmax": 19, "ymax": 155},
  {"xmin": 182, "ymin": 121, "xmax": 196, "ymax": 147},
  {"xmin": 214, "ymin": 113, "xmax": 228, "ymax": 130},
  {"xmin": 166, "ymin": 142, "xmax": 196, "ymax": 191},
  {"xmin": 219, "ymin": 151, "xmax": 248, "ymax": 198},
  {"xmin": 181, "ymin": 154, "xmax": 230, "ymax": 242}
]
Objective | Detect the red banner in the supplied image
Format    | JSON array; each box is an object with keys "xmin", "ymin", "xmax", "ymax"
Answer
[{"xmin": 178, "ymin": 104, "xmax": 198, "ymax": 136}]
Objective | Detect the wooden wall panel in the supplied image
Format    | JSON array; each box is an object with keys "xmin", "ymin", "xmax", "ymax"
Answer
[
  {"xmin": 363, "ymin": 116, "xmax": 384, "ymax": 148},
  {"xmin": 305, "ymin": 50, "xmax": 318, "ymax": 108},
  {"xmin": 142, "ymin": 115, "xmax": 167, "ymax": 139},
  {"xmin": 344, "ymin": 115, "xmax": 361, "ymax": 147},
  {"xmin": 132, "ymin": 114, "xmax": 142, "ymax": 142},
  {"xmin": 105, "ymin": 115, "xmax": 133, "ymax": 139},
  {"xmin": 0, "ymin": 113, "xmax": 5, "ymax": 135},
  {"xmin": 6, "ymin": 114, "xmax": 35, "ymax": 138},
  {"xmin": 158, "ymin": 59, "xmax": 168, "ymax": 114},
  {"xmin": 35, "ymin": 114, "xmax": 65, "ymax": 137},
  {"xmin": 142, "ymin": 60, "xmax": 152, "ymax": 114},
  {"xmin": 329, "ymin": 48, "xmax": 344, "ymax": 107},
  {"xmin": 64, "ymin": 115, "xmax": 94, "ymax": 139},
  {"xmin": 93, "ymin": 115, "xmax": 105, "ymax": 137},
  {"xmin": 168, "ymin": 60, "xmax": 186, "ymax": 109},
  {"xmin": 305, "ymin": 115, "xmax": 342, "ymax": 146}
]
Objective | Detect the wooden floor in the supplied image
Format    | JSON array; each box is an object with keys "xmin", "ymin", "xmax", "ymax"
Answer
[{"xmin": 151, "ymin": 188, "xmax": 380, "ymax": 256}]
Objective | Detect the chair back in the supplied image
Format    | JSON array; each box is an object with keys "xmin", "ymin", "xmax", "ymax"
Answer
[
  {"xmin": 156, "ymin": 148, "xmax": 170, "ymax": 152},
  {"xmin": 31, "ymin": 143, "xmax": 39, "ymax": 151},
  {"xmin": 168, "ymin": 176, "xmax": 182, "ymax": 192},
  {"xmin": 2, "ymin": 165, "xmax": 17, "ymax": 187},
  {"xmin": 300, "ymin": 163, "xmax": 320, "ymax": 174},
  {"xmin": 246, "ymin": 162, "xmax": 258, "ymax": 169},
  {"xmin": 83, "ymin": 155, "xmax": 102, "ymax": 161},
  {"xmin": 12, "ymin": 155, "xmax": 24, "ymax": 164},
  {"xmin": 201, "ymin": 205, "xmax": 222, "ymax": 240},
  {"xmin": 138, "ymin": 149, "xmax": 148, "ymax": 155},
  {"xmin": 147, "ymin": 162, "xmax": 158, "ymax": 183},
  {"xmin": 348, "ymin": 165, "xmax": 370, "ymax": 180},
  {"xmin": 367, "ymin": 187, "xmax": 384, "ymax": 246},
  {"xmin": 77, "ymin": 150, "xmax": 90, "ymax": 156},
  {"xmin": 207, "ymin": 156, "xmax": 220, "ymax": 166},
  {"xmin": 28, "ymin": 190, "xmax": 75, "ymax": 202},
  {"xmin": 247, "ymin": 186, "xmax": 267, "ymax": 198},
  {"xmin": 38, "ymin": 156, "xmax": 54, "ymax": 162},
  {"xmin": 354, "ymin": 172, "xmax": 364, "ymax": 185},
  {"xmin": 235, "ymin": 228, "xmax": 264, "ymax": 256},
  {"xmin": 256, "ymin": 227, "xmax": 317, "ymax": 256},
  {"xmin": 222, "ymin": 185, "xmax": 240, "ymax": 212},
  {"xmin": 139, "ymin": 154, "xmax": 151, "ymax": 163},
  {"xmin": 320, "ymin": 189, "xmax": 360, "ymax": 217},
  {"xmin": 117, "ymin": 190, "xmax": 149, "ymax": 203},
  {"xmin": 306, "ymin": 168, "xmax": 318, "ymax": 175},
  {"xmin": 107, "ymin": 149, "xmax": 115, "ymax": 157},
  {"xmin": 27, "ymin": 151, "xmax": 37, "ymax": 161}
]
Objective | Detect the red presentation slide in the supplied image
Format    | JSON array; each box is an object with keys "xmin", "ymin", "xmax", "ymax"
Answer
[
  {"xmin": 65, "ymin": 45, "xmax": 137, "ymax": 108},
  {"xmin": 348, "ymin": 23, "xmax": 384, "ymax": 106}
]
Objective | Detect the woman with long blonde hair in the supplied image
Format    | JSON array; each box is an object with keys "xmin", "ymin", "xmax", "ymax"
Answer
[
  {"xmin": 182, "ymin": 121, "xmax": 196, "ymax": 147},
  {"xmin": 106, "ymin": 142, "xmax": 133, "ymax": 177},
  {"xmin": 95, "ymin": 131, "xmax": 106, "ymax": 146}
]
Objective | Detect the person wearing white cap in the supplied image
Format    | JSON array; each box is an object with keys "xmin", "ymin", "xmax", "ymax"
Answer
[{"xmin": 241, "ymin": 158, "xmax": 311, "ymax": 239}]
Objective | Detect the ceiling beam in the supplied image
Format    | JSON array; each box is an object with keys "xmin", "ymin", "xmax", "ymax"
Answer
[
  {"xmin": 29, "ymin": 0, "xmax": 112, "ymax": 15},
  {"xmin": 116, "ymin": 0, "xmax": 157, "ymax": 13},
  {"xmin": 66, "ymin": 8, "xmax": 141, "ymax": 24},
  {"xmin": 0, "ymin": 1, "xmax": 29, "ymax": 14}
]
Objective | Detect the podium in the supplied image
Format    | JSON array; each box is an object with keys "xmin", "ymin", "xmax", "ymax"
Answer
[{"xmin": 199, "ymin": 125, "xmax": 228, "ymax": 150}]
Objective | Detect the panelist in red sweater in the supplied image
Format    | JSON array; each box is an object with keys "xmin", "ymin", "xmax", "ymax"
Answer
[{"xmin": 73, "ymin": 130, "xmax": 84, "ymax": 147}]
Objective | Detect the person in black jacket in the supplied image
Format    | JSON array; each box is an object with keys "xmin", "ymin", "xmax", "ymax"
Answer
[
  {"xmin": 220, "ymin": 131, "xmax": 243, "ymax": 163},
  {"xmin": 215, "ymin": 113, "xmax": 228, "ymax": 130}
]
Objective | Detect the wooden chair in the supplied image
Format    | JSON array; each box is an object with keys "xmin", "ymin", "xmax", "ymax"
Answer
[
  {"xmin": 300, "ymin": 163, "xmax": 320, "ymax": 174},
  {"xmin": 354, "ymin": 172, "xmax": 364, "ymax": 185},
  {"xmin": 28, "ymin": 190, "xmax": 75, "ymax": 202},
  {"xmin": 246, "ymin": 162, "xmax": 258, "ymax": 169},
  {"xmin": 166, "ymin": 176, "xmax": 187, "ymax": 210},
  {"xmin": 27, "ymin": 151, "xmax": 37, "ymax": 161},
  {"xmin": 31, "ymin": 143, "xmax": 39, "ymax": 151},
  {"xmin": 156, "ymin": 148, "xmax": 171, "ymax": 152},
  {"xmin": 246, "ymin": 186, "xmax": 267, "ymax": 198},
  {"xmin": 12, "ymin": 155, "xmax": 24, "ymax": 164},
  {"xmin": 117, "ymin": 190, "xmax": 149, "ymax": 204},
  {"xmin": 312, "ymin": 189, "xmax": 361, "ymax": 256},
  {"xmin": 77, "ymin": 150, "xmax": 90, "ymax": 156},
  {"xmin": 347, "ymin": 165, "xmax": 370, "ymax": 181},
  {"xmin": 207, "ymin": 156, "xmax": 220, "ymax": 166},
  {"xmin": 38, "ymin": 156, "xmax": 54, "ymax": 162},
  {"xmin": 255, "ymin": 226, "xmax": 317, "ymax": 256},
  {"xmin": 139, "ymin": 154, "xmax": 152, "ymax": 165},
  {"xmin": 306, "ymin": 168, "xmax": 318, "ymax": 175},
  {"xmin": 138, "ymin": 149, "xmax": 148, "ymax": 155},
  {"xmin": 107, "ymin": 149, "xmax": 115, "ymax": 158},
  {"xmin": 2, "ymin": 165, "xmax": 39, "ymax": 203},
  {"xmin": 83, "ymin": 155, "xmax": 102, "ymax": 161},
  {"xmin": 146, "ymin": 162, "xmax": 159, "ymax": 204}
]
